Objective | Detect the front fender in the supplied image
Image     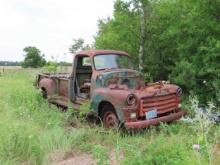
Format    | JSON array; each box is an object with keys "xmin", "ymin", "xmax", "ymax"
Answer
[{"xmin": 90, "ymin": 88, "xmax": 131, "ymax": 123}]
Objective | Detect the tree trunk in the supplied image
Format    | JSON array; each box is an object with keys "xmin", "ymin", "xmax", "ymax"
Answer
[{"xmin": 139, "ymin": 2, "xmax": 145, "ymax": 72}]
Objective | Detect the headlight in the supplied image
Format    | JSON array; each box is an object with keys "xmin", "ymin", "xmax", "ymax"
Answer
[
  {"xmin": 178, "ymin": 103, "xmax": 182, "ymax": 108},
  {"xmin": 176, "ymin": 88, "xmax": 182, "ymax": 97},
  {"xmin": 130, "ymin": 113, "xmax": 137, "ymax": 119},
  {"xmin": 126, "ymin": 94, "xmax": 136, "ymax": 105}
]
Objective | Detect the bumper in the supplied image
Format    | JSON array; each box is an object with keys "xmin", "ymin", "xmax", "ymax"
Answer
[{"xmin": 124, "ymin": 110, "xmax": 186, "ymax": 129}]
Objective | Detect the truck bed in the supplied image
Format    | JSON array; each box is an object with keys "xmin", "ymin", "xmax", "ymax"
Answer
[
  {"xmin": 37, "ymin": 73, "xmax": 70, "ymax": 99},
  {"xmin": 36, "ymin": 72, "xmax": 88, "ymax": 109},
  {"xmin": 38, "ymin": 73, "xmax": 70, "ymax": 79}
]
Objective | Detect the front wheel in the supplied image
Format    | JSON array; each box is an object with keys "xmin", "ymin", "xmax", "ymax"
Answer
[{"xmin": 101, "ymin": 106, "xmax": 119, "ymax": 129}]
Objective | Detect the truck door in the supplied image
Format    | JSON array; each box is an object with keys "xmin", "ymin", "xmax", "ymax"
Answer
[{"xmin": 72, "ymin": 55, "xmax": 92, "ymax": 104}]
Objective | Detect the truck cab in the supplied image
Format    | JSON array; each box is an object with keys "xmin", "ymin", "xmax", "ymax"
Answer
[{"xmin": 37, "ymin": 50, "xmax": 186, "ymax": 129}]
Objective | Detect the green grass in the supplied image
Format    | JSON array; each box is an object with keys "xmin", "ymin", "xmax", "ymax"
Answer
[{"xmin": 0, "ymin": 69, "xmax": 219, "ymax": 165}]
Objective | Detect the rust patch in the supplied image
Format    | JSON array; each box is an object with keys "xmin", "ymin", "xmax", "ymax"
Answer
[{"xmin": 36, "ymin": 50, "xmax": 186, "ymax": 129}]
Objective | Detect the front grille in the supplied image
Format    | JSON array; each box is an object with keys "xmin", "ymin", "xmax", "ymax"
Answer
[{"xmin": 140, "ymin": 94, "xmax": 178, "ymax": 116}]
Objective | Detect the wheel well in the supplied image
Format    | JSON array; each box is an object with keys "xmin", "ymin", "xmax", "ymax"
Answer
[
  {"xmin": 98, "ymin": 101, "xmax": 116, "ymax": 117},
  {"xmin": 41, "ymin": 87, "xmax": 47, "ymax": 98},
  {"xmin": 41, "ymin": 87, "xmax": 46, "ymax": 92}
]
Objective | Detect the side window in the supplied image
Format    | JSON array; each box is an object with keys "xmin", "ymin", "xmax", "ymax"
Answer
[{"xmin": 82, "ymin": 57, "xmax": 91, "ymax": 66}]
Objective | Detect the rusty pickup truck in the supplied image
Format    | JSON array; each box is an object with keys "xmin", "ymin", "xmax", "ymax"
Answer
[{"xmin": 36, "ymin": 50, "xmax": 186, "ymax": 129}]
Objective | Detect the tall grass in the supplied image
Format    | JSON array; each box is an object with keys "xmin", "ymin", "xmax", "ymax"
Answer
[{"xmin": 0, "ymin": 70, "xmax": 219, "ymax": 165}]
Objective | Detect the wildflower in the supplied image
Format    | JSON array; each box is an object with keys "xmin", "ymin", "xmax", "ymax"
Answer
[{"xmin": 193, "ymin": 144, "xmax": 200, "ymax": 151}]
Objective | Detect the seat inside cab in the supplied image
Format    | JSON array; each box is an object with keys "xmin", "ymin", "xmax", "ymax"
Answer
[{"xmin": 75, "ymin": 56, "xmax": 92, "ymax": 98}]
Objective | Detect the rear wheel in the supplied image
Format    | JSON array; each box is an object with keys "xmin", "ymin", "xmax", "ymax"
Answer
[{"xmin": 101, "ymin": 105, "xmax": 119, "ymax": 129}]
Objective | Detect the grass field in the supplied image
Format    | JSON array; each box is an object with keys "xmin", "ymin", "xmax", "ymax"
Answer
[{"xmin": 0, "ymin": 69, "xmax": 220, "ymax": 165}]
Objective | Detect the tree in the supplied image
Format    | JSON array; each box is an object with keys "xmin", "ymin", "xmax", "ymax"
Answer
[
  {"xmin": 95, "ymin": 0, "xmax": 140, "ymax": 68},
  {"xmin": 132, "ymin": 0, "xmax": 149, "ymax": 72},
  {"xmin": 69, "ymin": 38, "xmax": 91, "ymax": 54},
  {"xmin": 22, "ymin": 46, "xmax": 46, "ymax": 68},
  {"xmin": 95, "ymin": 0, "xmax": 220, "ymax": 104},
  {"xmin": 138, "ymin": 2, "xmax": 145, "ymax": 72}
]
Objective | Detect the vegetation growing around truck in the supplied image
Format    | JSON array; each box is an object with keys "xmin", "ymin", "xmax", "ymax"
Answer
[
  {"xmin": 43, "ymin": 61, "xmax": 58, "ymax": 73},
  {"xmin": 2, "ymin": 0, "xmax": 219, "ymax": 164},
  {"xmin": 18, "ymin": 0, "xmax": 220, "ymax": 106},
  {"xmin": 94, "ymin": 0, "xmax": 220, "ymax": 105},
  {"xmin": 0, "ymin": 69, "xmax": 220, "ymax": 165}
]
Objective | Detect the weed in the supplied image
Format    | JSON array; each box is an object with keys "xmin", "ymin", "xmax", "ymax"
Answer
[{"xmin": 0, "ymin": 70, "xmax": 219, "ymax": 165}]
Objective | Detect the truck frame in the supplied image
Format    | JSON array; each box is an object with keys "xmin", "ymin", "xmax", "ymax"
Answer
[{"xmin": 36, "ymin": 50, "xmax": 186, "ymax": 129}]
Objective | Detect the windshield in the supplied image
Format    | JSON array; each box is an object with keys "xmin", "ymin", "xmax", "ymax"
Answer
[{"xmin": 94, "ymin": 54, "xmax": 134, "ymax": 70}]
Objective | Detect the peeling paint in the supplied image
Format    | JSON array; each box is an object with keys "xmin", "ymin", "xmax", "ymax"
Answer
[{"xmin": 36, "ymin": 50, "xmax": 186, "ymax": 129}]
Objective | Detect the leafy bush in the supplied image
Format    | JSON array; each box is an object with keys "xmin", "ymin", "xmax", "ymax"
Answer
[
  {"xmin": 1, "ymin": 69, "xmax": 219, "ymax": 165},
  {"xmin": 95, "ymin": 0, "xmax": 220, "ymax": 105},
  {"xmin": 43, "ymin": 61, "xmax": 58, "ymax": 73}
]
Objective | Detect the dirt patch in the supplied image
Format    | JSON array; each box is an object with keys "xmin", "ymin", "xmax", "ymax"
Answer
[
  {"xmin": 20, "ymin": 161, "xmax": 30, "ymax": 165},
  {"xmin": 109, "ymin": 149, "xmax": 124, "ymax": 165},
  {"xmin": 50, "ymin": 150, "xmax": 96, "ymax": 165},
  {"xmin": 212, "ymin": 143, "xmax": 220, "ymax": 165}
]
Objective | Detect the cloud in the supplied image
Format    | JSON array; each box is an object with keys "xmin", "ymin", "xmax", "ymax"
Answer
[{"xmin": 0, "ymin": 0, "xmax": 114, "ymax": 62}]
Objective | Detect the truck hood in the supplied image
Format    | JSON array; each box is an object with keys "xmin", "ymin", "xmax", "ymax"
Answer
[
  {"xmin": 99, "ymin": 69, "xmax": 181, "ymax": 97},
  {"xmin": 100, "ymin": 68, "xmax": 141, "ymax": 79},
  {"xmin": 135, "ymin": 83, "xmax": 181, "ymax": 99},
  {"xmin": 99, "ymin": 69, "xmax": 181, "ymax": 99},
  {"xmin": 100, "ymin": 69, "xmax": 145, "ymax": 89}
]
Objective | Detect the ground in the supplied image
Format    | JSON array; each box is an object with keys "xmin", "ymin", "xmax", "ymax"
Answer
[
  {"xmin": 0, "ymin": 68, "xmax": 219, "ymax": 165},
  {"xmin": 49, "ymin": 150, "xmax": 95, "ymax": 165}
]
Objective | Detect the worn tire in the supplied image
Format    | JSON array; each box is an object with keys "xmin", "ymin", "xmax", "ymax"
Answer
[{"xmin": 100, "ymin": 105, "xmax": 119, "ymax": 129}]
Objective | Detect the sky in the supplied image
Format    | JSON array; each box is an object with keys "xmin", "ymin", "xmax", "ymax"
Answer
[{"xmin": 0, "ymin": 0, "xmax": 114, "ymax": 62}]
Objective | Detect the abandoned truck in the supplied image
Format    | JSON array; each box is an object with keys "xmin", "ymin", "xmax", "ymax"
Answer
[{"xmin": 36, "ymin": 50, "xmax": 186, "ymax": 129}]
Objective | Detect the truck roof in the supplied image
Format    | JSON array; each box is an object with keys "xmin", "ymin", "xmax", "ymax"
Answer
[{"xmin": 75, "ymin": 50, "xmax": 129, "ymax": 57}]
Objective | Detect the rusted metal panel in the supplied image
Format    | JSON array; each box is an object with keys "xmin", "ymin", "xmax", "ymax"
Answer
[
  {"xmin": 141, "ymin": 94, "xmax": 178, "ymax": 115},
  {"xmin": 36, "ymin": 50, "xmax": 186, "ymax": 129},
  {"xmin": 58, "ymin": 78, "xmax": 69, "ymax": 97},
  {"xmin": 38, "ymin": 77, "xmax": 56, "ymax": 96},
  {"xmin": 76, "ymin": 50, "xmax": 129, "ymax": 57},
  {"xmin": 124, "ymin": 110, "xmax": 186, "ymax": 129}
]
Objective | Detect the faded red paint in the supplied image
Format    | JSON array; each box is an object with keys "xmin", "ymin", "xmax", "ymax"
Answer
[
  {"xmin": 36, "ymin": 50, "xmax": 186, "ymax": 129},
  {"xmin": 125, "ymin": 110, "xmax": 186, "ymax": 129}
]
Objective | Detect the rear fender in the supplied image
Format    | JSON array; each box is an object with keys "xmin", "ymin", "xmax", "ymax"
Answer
[{"xmin": 39, "ymin": 78, "xmax": 56, "ymax": 96}]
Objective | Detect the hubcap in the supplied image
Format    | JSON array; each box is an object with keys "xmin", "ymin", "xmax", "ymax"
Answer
[{"xmin": 103, "ymin": 111, "xmax": 119, "ymax": 128}]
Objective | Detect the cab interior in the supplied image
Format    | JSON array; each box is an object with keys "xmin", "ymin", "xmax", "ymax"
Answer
[{"xmin": 75, "ymin": 56, "xmax": 92, "ymax": 98}]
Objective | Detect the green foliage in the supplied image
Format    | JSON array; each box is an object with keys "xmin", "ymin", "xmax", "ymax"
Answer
[
  {"xmin": 22, "ymin": 46, "xmax": 46, "ymax": 68},
  {"xmin": 69, "ymin": 38, "xmax": 92, "ymax": 54},
  {"xmin": 92, "ymin": 145, "xmax": 109, "ymax": 165},
  {"xmin": 0, "ymin": 70, "xmax": 220, "ymax": 164},
  {"xmin": 78, "ymin": 102, "xmax": 91, "ymax": 118},
  {"xmin": 94, "ymin": 0, "xmax": 220, "ymax": 105},
  {"xmin": 43, "ymin": 61, "xmax": 58, "ymax": 73},
  {"xmin": 95, "ymin": 0, "xmax": 140, "ymax": 66}
]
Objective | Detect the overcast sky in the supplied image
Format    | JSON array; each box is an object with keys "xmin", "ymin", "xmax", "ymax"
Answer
[{"xmin": 0, "ymin": 0, "xmax": 114, "ymax": 62}]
